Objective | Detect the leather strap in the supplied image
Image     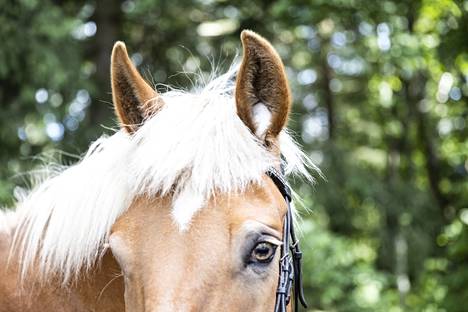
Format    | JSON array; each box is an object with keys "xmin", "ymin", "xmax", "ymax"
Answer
[{"xmin": 267, "ymin": 169, "xmax": 308, "ymax": 312}]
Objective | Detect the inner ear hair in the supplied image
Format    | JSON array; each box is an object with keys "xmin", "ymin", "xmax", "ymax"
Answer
[
  {"xmin": 235, "ymin": 30, "xmax": 292, "ymax": 145},
  {"xmin": 111, "ymin": 41, "xmax": 161, "ymax": 133}
]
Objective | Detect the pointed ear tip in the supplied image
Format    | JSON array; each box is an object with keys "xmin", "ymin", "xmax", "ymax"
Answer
[
  {"xmin": 114, "ymin": 41, "xmax": 126, "ymax": 49},
  {"xmin": 240, "ymin": 30, "xmax": 275, "ymax": 52},
  {"xmin": 240, "ymin": 30, "xmax": 261, "ymax": 42},
  {"xmin": 112, "ymin": 41, "xmax": 127, "ymax": 57}
]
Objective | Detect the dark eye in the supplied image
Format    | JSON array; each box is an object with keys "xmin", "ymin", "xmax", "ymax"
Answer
[{"xmin": 250, "ymin": 242, "xmax": 277, "ymax": 264}]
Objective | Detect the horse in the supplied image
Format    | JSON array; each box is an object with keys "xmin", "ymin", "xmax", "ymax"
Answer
[{"xmin": 0, "ymin": 30, "xmax": 315, "ymax": 312}]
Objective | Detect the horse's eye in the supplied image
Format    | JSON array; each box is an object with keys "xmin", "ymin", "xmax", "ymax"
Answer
[{"xmin": 250, "ymin": 242, "xmax": 277, "ymax": 263}]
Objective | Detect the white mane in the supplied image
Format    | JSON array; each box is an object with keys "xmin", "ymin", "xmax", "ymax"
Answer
[{"xmin": 11, "ymin": 68, "xmax": 316, "ymax": 283}]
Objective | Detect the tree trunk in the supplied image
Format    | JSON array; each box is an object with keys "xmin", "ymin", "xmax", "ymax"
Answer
[{"xmin": 89, "ymin": 0, "xmax": 122, "ymax": 127}]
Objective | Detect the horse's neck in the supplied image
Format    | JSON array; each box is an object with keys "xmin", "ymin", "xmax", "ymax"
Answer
[{"xmin": 0, "ymin": 223, "xmax": 125, "ymax": 312}]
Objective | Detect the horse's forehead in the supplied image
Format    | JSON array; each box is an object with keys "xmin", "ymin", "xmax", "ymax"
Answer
[
  {"xmin": 108, "ymin": 176, "xmax": 285, "ymax": 309},
  {"xmin": 111, "ymin": 176, "xmax": 285, "ymax": 241},
  {"xmin": 226, "ymin": 178, "xmax": 286, "ymax": 233}
]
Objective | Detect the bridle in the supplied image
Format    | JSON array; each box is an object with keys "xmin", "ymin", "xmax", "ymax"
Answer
[{"xmin": 266, "ymin": 169, "xmax": 308, "ymax": 312}]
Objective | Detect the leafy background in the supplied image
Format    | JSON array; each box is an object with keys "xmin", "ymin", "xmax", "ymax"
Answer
[{"xmin": 0, "ymin": 0, "xmax": 467, "ymax": 311}]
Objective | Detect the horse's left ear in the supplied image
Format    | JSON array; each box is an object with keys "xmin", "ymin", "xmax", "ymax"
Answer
[
  {"xmin": 111, "ymin": 41, "xmax": 163, "ymax": 133},
  {"xmin": 236, "ymin": 30, "xmax": 291, "ymax": 145}
]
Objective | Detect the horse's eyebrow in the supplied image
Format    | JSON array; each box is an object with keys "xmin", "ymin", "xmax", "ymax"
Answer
[
  {"xmin": 246, "ymin": 220, "xmax": 282, "ymax": 241},
  {"xmin": 261, "ymin": 236, "xmax": 283, "ymax": 246}
]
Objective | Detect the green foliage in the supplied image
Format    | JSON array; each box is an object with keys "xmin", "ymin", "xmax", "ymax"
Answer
[{"xmin": 0, "ymin": 0, "xmax": 467, "ymax": 310}]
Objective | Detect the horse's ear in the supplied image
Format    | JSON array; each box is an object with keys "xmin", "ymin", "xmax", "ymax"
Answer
[
  {"xmin": 111, "ymin": 41, "xmax": 162, "ymax": 133},
  {"xmin": 235, "ymin": 30, "xmax": 291, "ymax": 145}
]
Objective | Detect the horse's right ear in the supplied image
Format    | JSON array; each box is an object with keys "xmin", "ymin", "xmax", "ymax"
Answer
[{"xmin": 111, "ymin": 41, "xmax": 163, "ymax": 133}]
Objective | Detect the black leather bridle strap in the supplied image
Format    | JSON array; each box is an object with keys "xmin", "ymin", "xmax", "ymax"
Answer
[{"xmin": 266, "ymin": 169, "xmax": 308, "ymax": 312}]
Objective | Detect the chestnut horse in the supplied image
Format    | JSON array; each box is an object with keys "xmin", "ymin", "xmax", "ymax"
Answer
[{"xmin": 0, "ymin": 30, "xmax": 314, "ymax": 312}]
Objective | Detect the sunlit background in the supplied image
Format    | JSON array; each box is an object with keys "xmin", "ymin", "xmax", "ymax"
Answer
[{"xmin": 1, "ymin": 0, "xmax": 467, "ymax": 311}]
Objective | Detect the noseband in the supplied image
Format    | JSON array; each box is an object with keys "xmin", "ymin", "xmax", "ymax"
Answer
[{"xmin": 266, "ymin": 169, "xmax": 308, "ymax": 312}]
